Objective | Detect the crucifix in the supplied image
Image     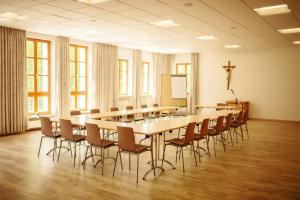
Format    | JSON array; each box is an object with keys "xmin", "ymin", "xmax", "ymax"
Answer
[{"xmin": 223, "ymin": 61, "xmax": 236, "ymax": 90}]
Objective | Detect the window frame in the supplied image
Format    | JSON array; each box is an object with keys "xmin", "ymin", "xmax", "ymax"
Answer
[
  {"xmin": 27, "ymin": 38, "xmax": 51, "ymax": 115},
  {"xmin": 142, "ymin": 61, "xmax": 150, "ymax": 95},
  {"xmin": 118, "ymin": 59, "xmax": 129, "ymax": 96},
  {"xmin": 176, "ymin": 63, "xmax": 191, "ymax": 92},
  {"xmin": 70, "ymin": 44, "xmax": 88, "ymax": 111}
]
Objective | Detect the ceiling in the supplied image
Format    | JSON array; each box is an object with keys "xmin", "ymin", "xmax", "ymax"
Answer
[{"xmin": 0, "ymin": 0, "xmax": 299, "ymax": 53}]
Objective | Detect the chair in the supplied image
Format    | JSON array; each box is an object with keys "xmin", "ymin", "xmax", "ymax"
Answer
[
  {"xmin": 113, "ymin": 126, "xmax": 155, "ymax": 183},
  {"xmin": 224, "ymin": 113, "xmax": 234, "ymax": 146},
  {"xmin": 231, "ymin": 110, "xmax": 245, "ymax": 143},
  {"xmin": 82, "ymin": 123, "xmax": 115, "ymax": 175},
  {"xmin": 125, "ymin": 106, "xmax": 135, "ymax": 123},
  {"xmin": 38, "ymin": 116, "xmax": 62, "ymax": 161},
  {"xmin": 57, "ymin": 119, "xmax": 86, "ymax": 166},
  {"xmin": 70, "ymin": 110, "xmax": 81, "ymax": 116},
  {"xmin": 90, "ymin": 108, "xmax": 100, "ymax": 114},
  {"xmin": 141, "ymin": 104, "xmax": 149, "ymax": 119},
  {"xmin": 110, "ymin": 107, "xmax": 121, "ymax": 121},
  {"xmin": 207, "ymin": 116, "xmax": 225, "ymax": 156},
  {"xmin": 193, "ymin": 118, "xmax": 210, "ymax": 160},
  {"xmin": 162, "ymin": 122, "xmax": 197, "ymax": 172},
  {"xmin": 241, "ymin": 110, "xmax": 249, "ymax": 138}
]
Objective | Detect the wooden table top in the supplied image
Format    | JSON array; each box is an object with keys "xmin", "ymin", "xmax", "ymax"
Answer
[
  {"xmin": 89, "ymin": 106, "xmax": 179, "ymax": 119},
  {"xmin": 196, "ymin": 105, "xmax": 239, "ymax": 110},
  {"xmin": 51, "ymin": 110, "xmax": 239, "ymax": 136}
]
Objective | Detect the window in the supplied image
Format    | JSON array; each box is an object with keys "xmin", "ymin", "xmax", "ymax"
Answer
[
  {"xmin": 118, "ymin": 59, "xmax": 128, "ymax": 96},
  {"xmin": 70, "ymin": 44, "xmax": 87, "ymax": 110},
  {"xmin": 176, "ymin": 63, "xmax": 191, "ymax": 92},
  {"xmin": 142, "ymin": 62, "xmax": 150, "ymax": 95},
  {"xmin": 26, "ymin": 38, "xmax": 51, "ymax": 115}
]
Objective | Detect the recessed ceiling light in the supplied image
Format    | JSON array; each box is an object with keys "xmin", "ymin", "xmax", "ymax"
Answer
[
  {"xmin": 278, "ymin": 28, "xmax": 300, "ymax": 34},
  {"xmin": 151, "ymin": 20, "xmax": 180, "ymax": 27},
  {"xmin": 224, "ymin": 44, "xmax": 241, "ymax": 49},
  {"xmin": 293, "ymin": 41, "xmax": 300, "ymax": 44},
  {"xmin": 0, "ymin": 12, "xmax": 28, "ymax": 21},
  {"xmin": 196, "ymin": 35, "xmax": 217, "ymax": 40},
  {"xmin": 254, "ymin": 4, "xmax": 290, "ymax": 16},
  {"xmin": 76, "ymin": 0, "xmax": 111, "ymax": 5}
]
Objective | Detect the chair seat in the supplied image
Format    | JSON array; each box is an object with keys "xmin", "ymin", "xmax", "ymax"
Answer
[
  {"xmin": 166, "ymin": 138, "xmax": 189, "ymax": 146},
  {"xmin": 93, "ymin": 139, "xmax": 115, "ymax": 148},
  {"xmin": 135, "ymin": 144, "xmax": 150, "ymax": 153},
  {"xmin": 207, "ymin": 128, "xmax": 221, "ymax": 136},
  {"xmin": 194, "ymin": 134, "xmax": 205, "ymax": 140},
  {"xmin": 71, "ymin": 134, "xmax": 86, "ymax": 142},
  {"xmin": 231, "ymin": 122, "xmax": 240, "ymax": 128}
]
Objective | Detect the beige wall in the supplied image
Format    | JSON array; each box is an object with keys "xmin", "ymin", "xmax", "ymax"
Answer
[{"xmin": 199, "ymin": 47, "xmax": 300, "ymax": 121}]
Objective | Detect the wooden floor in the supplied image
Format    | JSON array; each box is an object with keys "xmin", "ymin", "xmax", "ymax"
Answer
[{"xmin": 0, "ymin": 120, "xmax": 300, "ymax": 200}]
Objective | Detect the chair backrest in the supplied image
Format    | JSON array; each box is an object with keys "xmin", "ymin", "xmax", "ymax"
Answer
[
  {"xmin": 184, "ymin": 122, "xmax": 196, "ymax": 143},
  {"xmin": 215, "ymin": 116, "xmax": 225, "ymax": 132},
  {"xmin": 237, "ymin": 111, "xmax": 244, "ymax": 125},
  {"xmin": 70, "ymin": 110, "xmax": 81, "ymax": 116},
  {"xmin": 243, "ymin": 110, "xmax": 249, "ymax": 123},
  {"xmin": 117, "ymin": 126, "xmax": 136, "ymax": 152},
  {"xmin": 59, "ymin": 119, "xmax": 74, "ymax": 140},
  {"xmin": 224, "ymin": 113, "xmax": 233, "ymax": 130},
  {"xmin": 90, "ymin": 108, "xmax": 100, "ymax": 114},
  {"xmin": 141, "ymin": 105, "xmax": 147, "ymax": 108},
  {"xmin": 40, "ymin": 116, "xmax": 53, "ymax": 137},
  {"xmin": 200, "ymin": 118, "xmax": 210, "ymax": 137},
  {"xmin": 153, "ymin": 103, "xmax": 159, "ymax": 107},
  {"xmin": 111, "ymin": 107, "xmax": 119, "ymax": 112},
  {"xmin": 216, "ymin": 103, "xmax": 225, "ymax": 111},
  {"xmin": 85, "ymin": 123, "xmax": 101, "ymax": 146}
]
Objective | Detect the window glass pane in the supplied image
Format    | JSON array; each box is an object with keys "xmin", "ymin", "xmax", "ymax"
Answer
[
  {"xmin": 70, "ymin": 46, "xmax": 75, "ymax": 61},
  {"xmin": 27, "ymin": 76, "xmax": 34, "ymax": 92},
  {"xmin": 28, "ymin": 97, "xmax": 34, "ymax": 113},
  {"xmin": 70, "ymin": 77, "xmax": 75, "ymax": 92},
  {"xmin": 121, "ymin": 72, "xmax": 127, "ymax": 82},
  {"xmin": 120, "ymin": 84, "xmax": 126, "ymax": 95},
  {"xmin": 70, "ymin": 95, "xmax": 75, "ymax": 110},
  {"xmin": 26, "ymin": 41, "xmax": 34, "ymax": 57},
  {"xmin": 77, "ymin": 47, "xmax": 86, "ymax": 62},
  {"xmin": 186, "ymin": 64, "xmax": 191, "ymax": 75},
  {"xmin": 77, "ymin": 95, "xmax": 86, "ymax": 109},
  {"xmin": 70, "ymin": 62, "xmax": 75, "ymax": 76},
  {"xmin": 27, "ymin": 58, "xmax": 34, "ymax": 75},
  {"xmin": 37, "ymin": 42, "xmax": 48, "ymax": 59},
  {"xmin": 177, "ymin": 65, "xmax": 186, "ymax": 75},
  {"xmin": 77, "ymin": 77, "xmax": 86, "ymax": 91},
  {"xmin": 78, "ymin": 63, "xmax": 85, "ymax": 76},
  {"xmin": 37, "ymin": 76, "xmax": 48, "ymax": 92},
  {"xmin": 37, "ymin": 59, "xmax": 48, "ymax": 75},
  {"xmin": 37, "ymin": 96, "xmax": 48, "ymax": 112}
]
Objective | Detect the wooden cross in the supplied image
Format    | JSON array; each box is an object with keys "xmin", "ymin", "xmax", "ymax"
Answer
[{"xmin": 223, "ymin": 61, "xmax": 236, "ymax": 90}]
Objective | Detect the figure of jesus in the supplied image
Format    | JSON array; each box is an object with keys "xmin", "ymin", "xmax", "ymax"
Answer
[{"xmin": 223, "ymin": 61, "xmax": 236, "ymax": 90}]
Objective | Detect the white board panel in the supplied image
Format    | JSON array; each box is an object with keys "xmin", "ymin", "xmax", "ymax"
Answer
[{"xmin": 171, "ymin": 75, "xmax": 187, "ymax": 98}]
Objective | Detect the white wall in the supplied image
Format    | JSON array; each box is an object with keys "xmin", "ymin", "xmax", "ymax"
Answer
[{"xmin": 199, "ymin": 47, "xmax": 300, "ymax": 121}]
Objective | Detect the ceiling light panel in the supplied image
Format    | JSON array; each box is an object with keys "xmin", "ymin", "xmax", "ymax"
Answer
[
  {"xmin": 196, "ymin": 35, "xmax": 217, "ymax": 40},
  {"xmin": 76, "ymin": 0, "xmax": 111, "ymax": 5},
  {"xmin": 293, "ymin": 41, "xmax": 300, "ymax": 44},
  {"xmin": 150, "ymin": 20, "xmax": 181, "ymax": 27},
  {"xmin": 278, "ymin": 28, "xmax": 300, "ymax": 34},
  {"xmin": 254, "ymin": 4, "xmax": 290, "ymax": 16},
  {"xmin": 0, "ymin": 12, "xmax": 28, "ymax": 20},
  {"xmin": 224, "ymin": 44, "xmax": 241, "ymax": 48}
]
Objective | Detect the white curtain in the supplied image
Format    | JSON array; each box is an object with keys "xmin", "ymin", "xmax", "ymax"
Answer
[
  {"xmin": 153, "ymin": 53, "xmax": 174, "ymax": 104},
  {"xmin": 133, "ymin": 50, "xmax": 142, "ymax": 108},
  {"xmin": 189, "ymin": 53, "xmax": 200, "ymax": 114},
  {"xmin": 0, "ymin": 26, "xmax": 27, "ymax": 135},
  {"xmin": 56, "ymin": 36, "xmax": 70, "ymax": 117},
  {"xmin": 92, "ymin": 43, "xmax": 118, "ymax": 112}
]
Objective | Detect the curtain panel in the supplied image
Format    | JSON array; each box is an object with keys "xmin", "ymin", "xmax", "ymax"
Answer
[
  {"xmin": 0, "ymin": 26, "xmax": 27, "ymax": 135},
  {"xmin": 133, "ymin": 50, "xmax": 142, "ymax": 108},
  {"xmin": 56, "ymin": 36, "xmax": 70, "ymax": 117},
  {"xmin": 92, "ymin": 43, "xmax": 118, "ymax": 112},
  {"xmin": 189, "ymin": 53, "xmax": 200, "ymax": 114}
]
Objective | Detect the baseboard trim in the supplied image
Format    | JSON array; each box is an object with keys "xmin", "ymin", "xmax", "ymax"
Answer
[{"xmin": 250, "ymin": 118, "xmax": 300, "ymax": 123}]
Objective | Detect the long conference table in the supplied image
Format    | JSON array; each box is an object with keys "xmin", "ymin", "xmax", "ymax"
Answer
[{"xmin": 51, "ymin": 107, "xmax": 240, "ymax": 180}]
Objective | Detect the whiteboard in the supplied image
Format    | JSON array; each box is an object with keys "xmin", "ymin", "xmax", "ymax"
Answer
[{"xmin": 171, "ymin": 75, "xmax": 187, "ymax": 98}]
